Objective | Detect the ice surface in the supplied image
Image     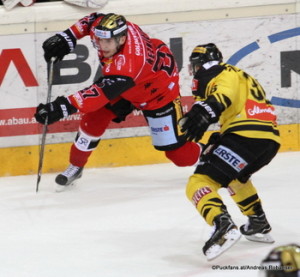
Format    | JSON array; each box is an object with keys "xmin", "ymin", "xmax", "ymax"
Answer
[{"xmin": 0, "ymin": 151, "xmax": 299, "ymax": 277}]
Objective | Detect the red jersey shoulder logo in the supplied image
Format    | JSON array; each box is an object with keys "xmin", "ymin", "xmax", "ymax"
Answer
[{"xmin": 115, "ymin": 54, "xmax": 126, "ymax": 71}]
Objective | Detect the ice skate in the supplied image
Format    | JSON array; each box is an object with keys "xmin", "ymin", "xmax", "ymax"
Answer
[
  {"xmin": 55, "ymin": 164, "xmax": 83, "ymax": 192},
  {"xmin": 203, "ymin": 212, "xmax": 241, "ymax": 261},
  {"xmin": 240, "ymin": 213, "xmax": 274, "ymax": 243}
]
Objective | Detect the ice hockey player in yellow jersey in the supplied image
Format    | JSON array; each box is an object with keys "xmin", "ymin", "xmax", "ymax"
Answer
[{"xmin": 179, "ymin": 43, "xmax": 281, "ymax": 261}]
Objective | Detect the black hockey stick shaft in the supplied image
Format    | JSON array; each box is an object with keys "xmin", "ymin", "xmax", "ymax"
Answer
[{"xmin": 36, "ymin": 58, "xmax": 55, "ymax": 193}]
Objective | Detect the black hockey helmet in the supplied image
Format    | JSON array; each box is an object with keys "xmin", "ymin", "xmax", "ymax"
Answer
[
  {"xmin": 189, "ymin": 43, "xmax": 223, "ymax": 74},
  {"xmin": 259, "ymin": 244, "xmax": 300, "ymax": 277},
  {"xmin": 94, "ymin": 13, "xmax": 128, "ymax": 39}
]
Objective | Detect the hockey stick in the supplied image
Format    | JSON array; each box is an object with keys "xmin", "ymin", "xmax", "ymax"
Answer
[{"xmin": 36, "ymin": 58, "xmax": 55, "ymax": 193}]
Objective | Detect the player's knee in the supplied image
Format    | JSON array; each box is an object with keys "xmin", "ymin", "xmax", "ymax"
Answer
[
  {"xmin": 186, "ymin": 174, "xmax": 224, "ymax": 225},
  {"xmin": 186, "ymin": 173, "xmax": 220, "ymax": 202},
  {"xmin": 74, "ymin": 129, "xmax": 101, "ymax": 152},
  {"xmin": 164, "ymin": 142, "xmax": 201, "ymax": 166},
  {"xmin": 165, "ymin": 149, "xmax": 189, "ymax": 166},
  {"xmin": 80, "ymin": 107, "xmax": 115, "ymax": 136}
]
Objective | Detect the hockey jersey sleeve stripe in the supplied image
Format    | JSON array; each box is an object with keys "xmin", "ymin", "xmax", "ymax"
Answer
[
  {"xmin": 95, "ymin": 75, "xmax": 135, "ymax": 100},
  {"xmin": 224, "ymin": 124, "xmax": 280, "ymax": 136},
  {"xmin": 213, "ymin": 93, "xmax": 232, "ymax": 109}
]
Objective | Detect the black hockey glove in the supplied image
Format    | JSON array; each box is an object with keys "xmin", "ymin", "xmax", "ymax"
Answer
[
  {"xmin": 42, "ymin": 30, "xmax": 77, "ymax": 63},
  {"xmin": 35, "ymin": 96, "xmax": 78, "ymax": 125},
  {"xmin": 105, "ymin": 99, "xmax": 135, "ymax": 123},
  {"xmin": 179, "ymin": 98, "xmax": 222, "ymax": 142}
]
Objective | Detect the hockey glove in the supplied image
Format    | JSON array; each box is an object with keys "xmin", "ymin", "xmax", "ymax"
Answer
[
  {"xmin": 105, "ymin": 99, "xmax": 135, "ymax": 123},
  {"xmin": 179, "ymin": 99, "xmax": 222, "ymax": 142},
  {"xmin": 35, "ymin": 96, "xmax": 78, "ymax": 125},
  {"xmin": 43, "ymin": 30, "xmax": 77, "ymax": 63}
]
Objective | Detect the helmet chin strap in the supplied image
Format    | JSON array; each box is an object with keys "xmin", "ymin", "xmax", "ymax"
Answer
[{"xmin": 192, "ymin": 64, "xmax": 200, "ymax": 75}]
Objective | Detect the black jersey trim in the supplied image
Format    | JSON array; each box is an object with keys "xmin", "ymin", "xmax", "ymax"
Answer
[{"xmin": 224, "ymin": 125, "xmax": 280, "ymax": 136}]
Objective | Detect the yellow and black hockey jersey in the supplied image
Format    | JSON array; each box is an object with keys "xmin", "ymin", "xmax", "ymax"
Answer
[{"xmin": 191, "ymin": 63, "xmax": 280, "ymax": 144}]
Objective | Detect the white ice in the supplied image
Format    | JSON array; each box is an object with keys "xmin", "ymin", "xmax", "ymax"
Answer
[{"xmin": 0, "ymin": 151, "xmax": 299, "ymax": 277}]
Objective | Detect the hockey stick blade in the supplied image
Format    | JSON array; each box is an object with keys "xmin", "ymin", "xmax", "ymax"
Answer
[{"xmin": 36, "ymin": 58, "xmax": 55, "ymax": 193}]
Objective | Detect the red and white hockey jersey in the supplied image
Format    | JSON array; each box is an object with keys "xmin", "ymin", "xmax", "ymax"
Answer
[{"xmin": 67, "ymin": 13, "xmax": 180, "ymax": 113}]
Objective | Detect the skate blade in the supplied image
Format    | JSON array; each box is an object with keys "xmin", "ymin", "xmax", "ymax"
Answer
[
  {"xmin": 244, "ymin": 233, "xmax": 275, "ymax": 243},
  {"xmin": 205, "ymin": 229, "xmax": 242, "ymax": 261},
  {"xmin": 55, "ymin": 182, "xmax": 74, "ymax": 193}
]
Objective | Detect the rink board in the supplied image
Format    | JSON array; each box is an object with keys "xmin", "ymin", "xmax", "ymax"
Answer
[{"xmin": 0, "ymin": 123, "xmax": 299, "ymax": 177}]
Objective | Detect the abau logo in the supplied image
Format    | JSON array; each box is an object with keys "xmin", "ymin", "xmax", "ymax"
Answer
[{"xmin": 227, "ymin": 27, "xmax": 300, "ymax": 108}]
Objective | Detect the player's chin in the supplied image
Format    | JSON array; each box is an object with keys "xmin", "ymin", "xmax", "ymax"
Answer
[
  {"xmin": 102, "ymin": 53, "xmax": 111, "ymax": 58},
  {"xmin": 103, "ymin": 50, "xmax": 118, "ymax": 58}
]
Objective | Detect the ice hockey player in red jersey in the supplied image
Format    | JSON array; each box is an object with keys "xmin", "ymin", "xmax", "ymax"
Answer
[{"xmin": 35, "ymin": 13, "xmax": 202, "ymax": 191}]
